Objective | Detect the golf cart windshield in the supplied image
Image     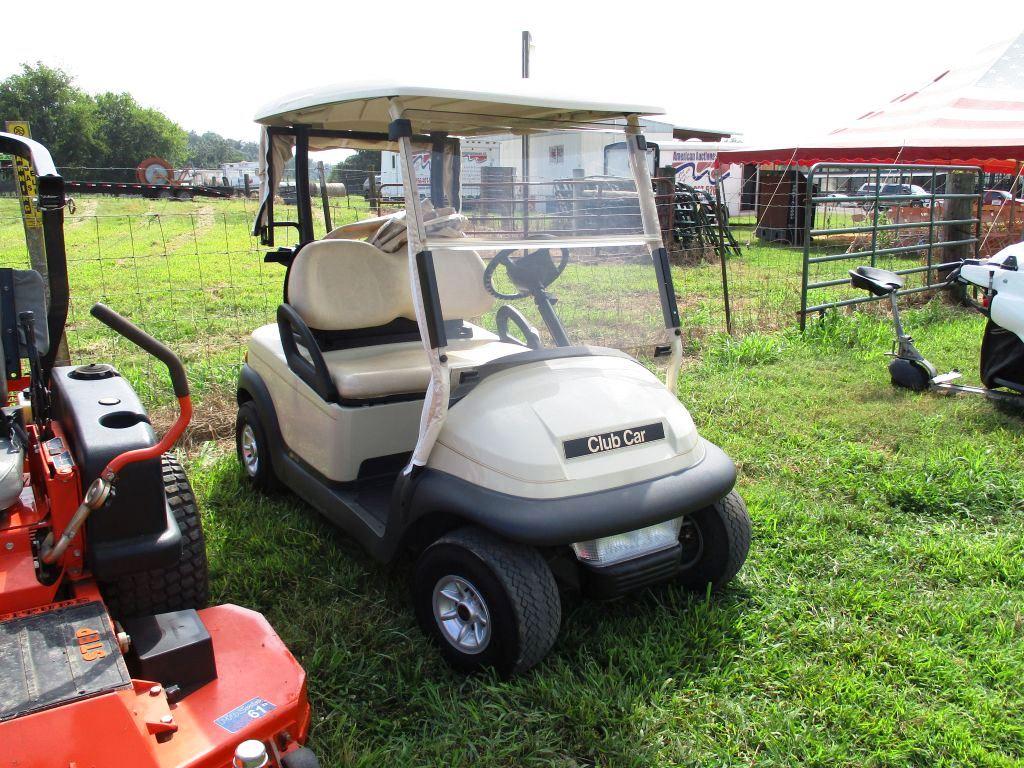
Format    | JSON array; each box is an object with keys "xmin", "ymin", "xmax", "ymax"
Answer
[
  {"xmin": 384, "ymin": 111, "xmax": 674, "ymax": 355},
  {"xmin": 253, "ymin": 85, "xmax": 679, "ymax": 467}
]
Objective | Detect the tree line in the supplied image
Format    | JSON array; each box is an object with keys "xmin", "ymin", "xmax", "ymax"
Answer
[{"xmin": 0, "ymin": 63, "xmax": 257, "ymax": 171}]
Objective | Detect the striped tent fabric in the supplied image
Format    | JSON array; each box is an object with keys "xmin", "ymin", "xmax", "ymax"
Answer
[{"xmin": 718, "ymin": 33, "xmax": 1024, "ymax": 172}]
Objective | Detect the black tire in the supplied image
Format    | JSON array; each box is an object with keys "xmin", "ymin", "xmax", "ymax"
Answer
[
  {"xmin": 413, "ymin": 527, "xmax": 561, "ymax": 677},
  {"xmin": 889, "ymin": 357, "xmax": 931, "ymax": 391},
  {"xmin": 281, "ymin": 747, "xmax": 320, "ymax": 768},
  {"xmin": 236, "ymin": 401, "xmax": 282, "ymax": 491},
  {"xmin": 676, "ymin": 490, "xmax": 751, "ymax": 592},
  {"xmin": 100, "ymin": 455, "xmax": 210, "ymax": 620}
]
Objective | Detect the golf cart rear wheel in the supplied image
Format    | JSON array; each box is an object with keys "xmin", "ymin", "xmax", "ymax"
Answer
[
  {"xmin": 413, "ymin": 527, "xmax": 561, "ymax": 677},
  {"xmin": 100, "ymin": 455, "xmax": 210, "ymax": 620},
  {"xmin": 676, "ymin": 491, "xmax": 751, "ymax": 592},
  {"xmin": 236, "ymin": 401, "xmax": 281, "ymax": 491}
]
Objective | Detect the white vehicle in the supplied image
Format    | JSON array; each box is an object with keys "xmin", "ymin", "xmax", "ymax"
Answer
[{"xmin": 242, "ymin": 82, "xmax": 751, "ymax": 676}]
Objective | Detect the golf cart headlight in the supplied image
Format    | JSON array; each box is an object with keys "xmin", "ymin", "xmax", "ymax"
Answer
[{"xmin": 572, "ymin": 518, "xmax": 683, "ymax": 566}]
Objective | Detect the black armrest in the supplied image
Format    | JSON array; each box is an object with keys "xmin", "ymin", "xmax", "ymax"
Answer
[{"xmin": 277, "ymin": 304, "xmax": 339, "ymax": 402}]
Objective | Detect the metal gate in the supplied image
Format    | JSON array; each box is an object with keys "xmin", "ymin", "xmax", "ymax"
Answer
[{"xmin": 799, "ymin": 162, "xmax": 983, "ymax": 329}]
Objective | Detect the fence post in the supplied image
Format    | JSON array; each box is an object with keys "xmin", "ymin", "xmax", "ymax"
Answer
[
  {"xmin": 368, "ymin": 173, "xmax": 379, "ymax": 216},
  {"xmin": 4, "ymin": 120, "xmax": 70, "ymax": 365},
  {"xmin": 799, "ymin": 165, "xmax": 817, "ymax": 332},
  {"xmin": 714, "ymin": 179, "xmax": 733, "ymax": 335},
  {"xmin": 317, "ymin": 161, "xmax": 332, "ymax": 233},
  {"xmin": 942, "ymin": 169, "xmax": 978, "ymax": 284}
]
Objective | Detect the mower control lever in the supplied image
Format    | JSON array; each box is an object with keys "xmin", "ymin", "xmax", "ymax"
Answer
[
  {"xmin": 88, "ymin": 303, "xmax": 192, "ymax": 479},
  {"xmin": 90, "ymin": 303, "xmax": 189, "ymax": 398}
]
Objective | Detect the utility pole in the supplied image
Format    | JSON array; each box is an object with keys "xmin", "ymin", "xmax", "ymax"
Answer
[{"xmin": 521, "ymin": 31, "xmax": 533, "ymax": 235}]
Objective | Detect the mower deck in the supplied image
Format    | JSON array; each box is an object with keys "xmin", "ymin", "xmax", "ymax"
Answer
[{"xmin": 2, "ymin": 603, "xmax": 312, "ymax": 768}]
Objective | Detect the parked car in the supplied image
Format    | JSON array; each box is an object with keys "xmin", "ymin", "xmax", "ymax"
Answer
[
  {"xmin": 851, "ymin": 184, "xmax": 933, "ymax": 208},
  {"xmin": 362, "ymin": 173, "xmax": 383, "ymax": 196},
  {"xmin": 983, "ymin": 189, "xmax": 1024, "ymax": 206}
]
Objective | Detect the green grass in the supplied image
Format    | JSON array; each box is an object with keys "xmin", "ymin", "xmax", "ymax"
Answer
[
  {"xmin": 193, "ymin": 301, "xmax": 1022, "ymax": 767},
  {"xmin": 3, "ymin": 195, "xmax": 1022, "ymax": 765}
]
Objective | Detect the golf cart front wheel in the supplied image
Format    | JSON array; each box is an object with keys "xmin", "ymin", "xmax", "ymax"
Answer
[
  {"xmin": 236, "ymin": 402, "xmax": 281, "ymax": 491},
  {"xmin": 888, "ymin": 358, "xmax": 931, "ymax": 391},
  {"xmin": 676, "ymin": 491, "xmax": 751, "ymax": 592},
  {"xmin": 413, "ymin": 527, "xmax": 561, "ymax": 677}
]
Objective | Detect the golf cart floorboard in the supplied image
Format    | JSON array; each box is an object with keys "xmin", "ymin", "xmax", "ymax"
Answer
[
  {"xmin": 350, "ymin": 478, "xmax": 393, "ymax": 528},
  {"xmin": 0, "ymin": 600, "xmax": 131, "ymax": 721},
  {"xmin": 280, "ymin": 451, "xmax": 393, "ymax": 541}
]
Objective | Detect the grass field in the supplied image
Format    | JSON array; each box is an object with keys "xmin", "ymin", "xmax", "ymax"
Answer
[
  {"xmin": 196, "ymin": 305, "xmax": 1023, "ymax": 767},
  {"xmin": 2, "ymin": 195, "xmax": 1022, "ymax": 766}
]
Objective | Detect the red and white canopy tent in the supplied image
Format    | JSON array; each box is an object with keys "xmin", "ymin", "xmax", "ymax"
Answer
[{"xmin": 717, "ymin": 32, "xmax": 1024, "ymax": 174}]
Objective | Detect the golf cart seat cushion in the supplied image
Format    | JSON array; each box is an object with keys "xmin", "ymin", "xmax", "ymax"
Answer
[
  {"xmin": 0, "ymin": 434, "xmax": 25, "ymax": 511},
  {"xmin": 252, "ymin": 322, "xmax": 524, "ymax": 400},
  {"xmin": 287, "ymin": 239, "xmax": 494, "ymax": 331}
]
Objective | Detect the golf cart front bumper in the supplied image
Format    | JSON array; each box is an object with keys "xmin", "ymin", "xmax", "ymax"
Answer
[
  {"xmin": 578, "ymin": 543, "xmax": 686, "ymax": 598},
  {"xmin": 411, "ymin": 439, "xmax": 736, "ymax": 547}
]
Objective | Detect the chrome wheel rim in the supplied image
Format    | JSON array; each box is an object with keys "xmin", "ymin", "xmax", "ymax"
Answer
[
  {"xmin": 240, "ymin": 424, "xmax": 259, "ymax": 476},
  {"xmin": 432, "ymin": 575, "xmax": 491, "ymax": 654}
]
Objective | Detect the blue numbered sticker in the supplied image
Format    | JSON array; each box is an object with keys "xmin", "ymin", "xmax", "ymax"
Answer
[{"xmin": 214, "ymin": 696, "xmax": 277, "ymax": 734}]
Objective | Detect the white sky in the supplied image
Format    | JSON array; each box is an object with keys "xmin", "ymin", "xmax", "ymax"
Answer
[{"xmin": 5, "ymin": 0, "xmax": 1024, "ymax": 147}]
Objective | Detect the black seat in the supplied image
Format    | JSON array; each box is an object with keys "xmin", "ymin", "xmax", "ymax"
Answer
[{"xmin": 849, "ymin": 266, "xmax": 903, "ymax": 297}]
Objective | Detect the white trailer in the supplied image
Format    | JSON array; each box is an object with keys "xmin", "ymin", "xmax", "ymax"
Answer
[{"xmin": 380, "ymin": 139, "xmax": 500, "ymax": 199}]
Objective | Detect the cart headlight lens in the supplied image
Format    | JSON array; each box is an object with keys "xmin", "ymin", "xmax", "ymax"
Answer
[{"xmin": 572, "ymin": 517, "xmax": 683, "ymax": 566}]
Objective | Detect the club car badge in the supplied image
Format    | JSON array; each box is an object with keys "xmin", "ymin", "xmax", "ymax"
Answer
[{"xmin": 563, "ymin": 422, "xmax": 665, "ymax": 459}]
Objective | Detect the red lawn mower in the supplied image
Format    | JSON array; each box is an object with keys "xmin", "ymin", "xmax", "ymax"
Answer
[{"xmin": 0, "ymin": 133, "xmax": 318, "ymax": 767}]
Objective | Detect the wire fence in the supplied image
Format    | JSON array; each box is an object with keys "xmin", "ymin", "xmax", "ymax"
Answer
[{"xmin": 3, "ymin": 160, "xmax": 1018, "ymax": 400}]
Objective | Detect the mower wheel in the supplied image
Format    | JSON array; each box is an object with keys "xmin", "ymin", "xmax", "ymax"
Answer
[
  {"xmin": 676, "ymin": 490, "xmax": 751, "ymax": 592},
  {"xmin": 100, "ymin": 455, "xmax": 210, "ymax": 620},
  {"xmin": 236, "ymin": 402, "xmax": 281, "ymax": 491},
  {"xmin": 888, "ymin": 357, "xmax": 932, "ymax": 391},
  {"xmin": 413, "ymin": 527, "xmax": 561, "ymax": 677},
  {"xmin": 281, "ymin": 747, "xmax": 320, "ymax": 768}
]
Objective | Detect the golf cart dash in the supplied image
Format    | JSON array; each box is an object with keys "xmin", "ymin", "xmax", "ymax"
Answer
[{"xmin": 237, "ymin": 83, "xmax": 751, "ymax": 676}]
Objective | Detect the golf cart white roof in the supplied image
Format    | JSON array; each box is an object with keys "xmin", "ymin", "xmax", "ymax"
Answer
[{"xmin": 255, "ymin": 80, "xmax": 665, "ymax": 135}]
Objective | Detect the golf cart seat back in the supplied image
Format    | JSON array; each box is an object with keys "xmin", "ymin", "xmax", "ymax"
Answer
[
  {"xmin": 273, "ymin": 239, "xmax": 522, "ymax": 402},
  {"xmin": 287, "ymin": 239, "xmax": 494, "ymax": 330}
]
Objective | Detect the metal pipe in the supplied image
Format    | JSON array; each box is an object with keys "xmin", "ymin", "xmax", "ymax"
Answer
[
  {"xmin": 802, "ymin": 283, "xmax": 942, "ymax": 314},
  {"xmin": 808, "ymin": 238, "xmax": 978, "ymax": 264},
  {"xmin": 39, "ymin": 477, "xmax": 111, "ymax": 565},
  {"xmin": 889, "ymin": 291, "xmax": 906, "ymax": 339},
  {"xmin": 809, "ymin": 218, "xmax": 976, "ymax": 237}
]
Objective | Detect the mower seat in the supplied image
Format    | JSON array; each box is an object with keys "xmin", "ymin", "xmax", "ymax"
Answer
[
  {"xmin": 267, "ymin": 239, "xmax": 524, "ymax": 402},
  {"xmin": 850, "ymin": 266, "xmax": 904, "ymax": 297},
  {"xmin": 0, "ymin": 434, "xmax": 24, "ymax": 510}
]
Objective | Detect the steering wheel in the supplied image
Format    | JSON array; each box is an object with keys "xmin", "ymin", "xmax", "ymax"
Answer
[{"xmin": 483, "ymin": 243, "xmax": 570, "ymax": 300}]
